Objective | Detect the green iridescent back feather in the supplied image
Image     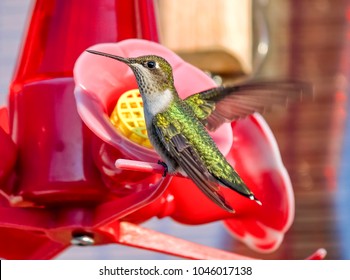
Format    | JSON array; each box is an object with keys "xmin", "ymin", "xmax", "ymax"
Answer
[
  {"xmin": 184, "ymin": 94, "xmax": 215, "ymax": 121},
  {"xmin": 154, "ymin": 97, "xmax": 251, "ymax": 196}
]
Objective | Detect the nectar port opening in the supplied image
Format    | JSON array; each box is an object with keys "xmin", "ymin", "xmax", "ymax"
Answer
[{"xmin": 109, "ymin": 89, "xmax": 153, "ymax": 149}]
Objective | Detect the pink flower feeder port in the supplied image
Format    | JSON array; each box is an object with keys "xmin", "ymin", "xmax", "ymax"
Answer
[{"xmin": 74, "ymin": 39, "xmax": 325, "ymax": 258}]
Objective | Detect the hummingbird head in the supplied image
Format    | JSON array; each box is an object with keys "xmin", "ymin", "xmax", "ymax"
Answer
[{"xmin": 86, "ymin": 50, "xmax": 176, "ymax": 95}]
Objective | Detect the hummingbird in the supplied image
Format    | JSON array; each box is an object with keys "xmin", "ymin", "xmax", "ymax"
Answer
[{"xmin": 86, "ymin": 49, "xmax": 311, "ymax": 213}]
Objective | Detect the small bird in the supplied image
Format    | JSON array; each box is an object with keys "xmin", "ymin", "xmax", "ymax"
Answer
[{"xmin": 87, "ymin": 49, "xmax": 311, "ymax": 213}]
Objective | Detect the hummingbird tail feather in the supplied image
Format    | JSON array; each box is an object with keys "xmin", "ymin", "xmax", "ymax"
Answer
[
  {"xmin": 249, "ymin": 194, "xmax": 262, "ymax": 206},
  {"xmin": 216, "ymin": 176, "xmax": 262, "ymax": 206}
]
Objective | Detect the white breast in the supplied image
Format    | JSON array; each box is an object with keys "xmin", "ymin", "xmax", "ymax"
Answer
[{"xmin": 143, "ymin": 88, "xmax": 174, "ymax": 122}]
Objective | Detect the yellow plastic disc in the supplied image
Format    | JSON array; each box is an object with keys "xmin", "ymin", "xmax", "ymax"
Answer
[{"xmin": 110, "ymin": 89, "xmax": 152, "ymax": 149}]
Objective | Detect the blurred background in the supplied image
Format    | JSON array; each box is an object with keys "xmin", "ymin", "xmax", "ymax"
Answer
[{"xmin": 1, "ymin": 0, "xmax": 350, "ymax": 259}]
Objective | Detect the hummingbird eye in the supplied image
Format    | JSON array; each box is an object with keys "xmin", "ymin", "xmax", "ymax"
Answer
[{"xmin": 145, "ymin": 60, "xmax": 157, "ymax": 69}]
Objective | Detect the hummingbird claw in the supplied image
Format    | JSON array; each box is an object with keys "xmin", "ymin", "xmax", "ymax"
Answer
[{"xmin": 157, "ymin": 160, "xmax": 168, "ymax": 177}]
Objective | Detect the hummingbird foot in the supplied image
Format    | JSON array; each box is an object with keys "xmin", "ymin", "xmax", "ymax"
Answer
[
  {"xmin": 157, "ymin": 160, "xmax": 168, "ymax": 177},
  {"xmin": 249, "ymin": 194, "xmax": 262, "ymax": 206}
]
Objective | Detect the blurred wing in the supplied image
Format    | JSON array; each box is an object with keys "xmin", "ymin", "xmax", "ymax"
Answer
[
  {"xmin": 152, "ymin": 120, "xmax": 234, "ymax": 213},
  {"xmin": 185, "ymin": 80, "xmax": 312, "ymax": 131}
]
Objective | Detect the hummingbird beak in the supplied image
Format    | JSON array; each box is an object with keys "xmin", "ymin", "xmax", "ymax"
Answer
[{"xmin": 86, "ymin": 49, "xmax": 130, "ymax": 64}]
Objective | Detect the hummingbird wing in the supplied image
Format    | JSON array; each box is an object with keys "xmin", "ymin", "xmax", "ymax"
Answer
[
  {"xmin": 184, "ymin": 80, "xmax": 312, "ymax": 131},
  {"xmin": 152, "ymin": 121, "xmax": 234, "ymax": 213}
]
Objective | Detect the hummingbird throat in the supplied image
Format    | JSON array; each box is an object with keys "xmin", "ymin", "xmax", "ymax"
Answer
[{"xmin": 141, "ymin": 88, "xmax": 175, "ymax": 118}]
